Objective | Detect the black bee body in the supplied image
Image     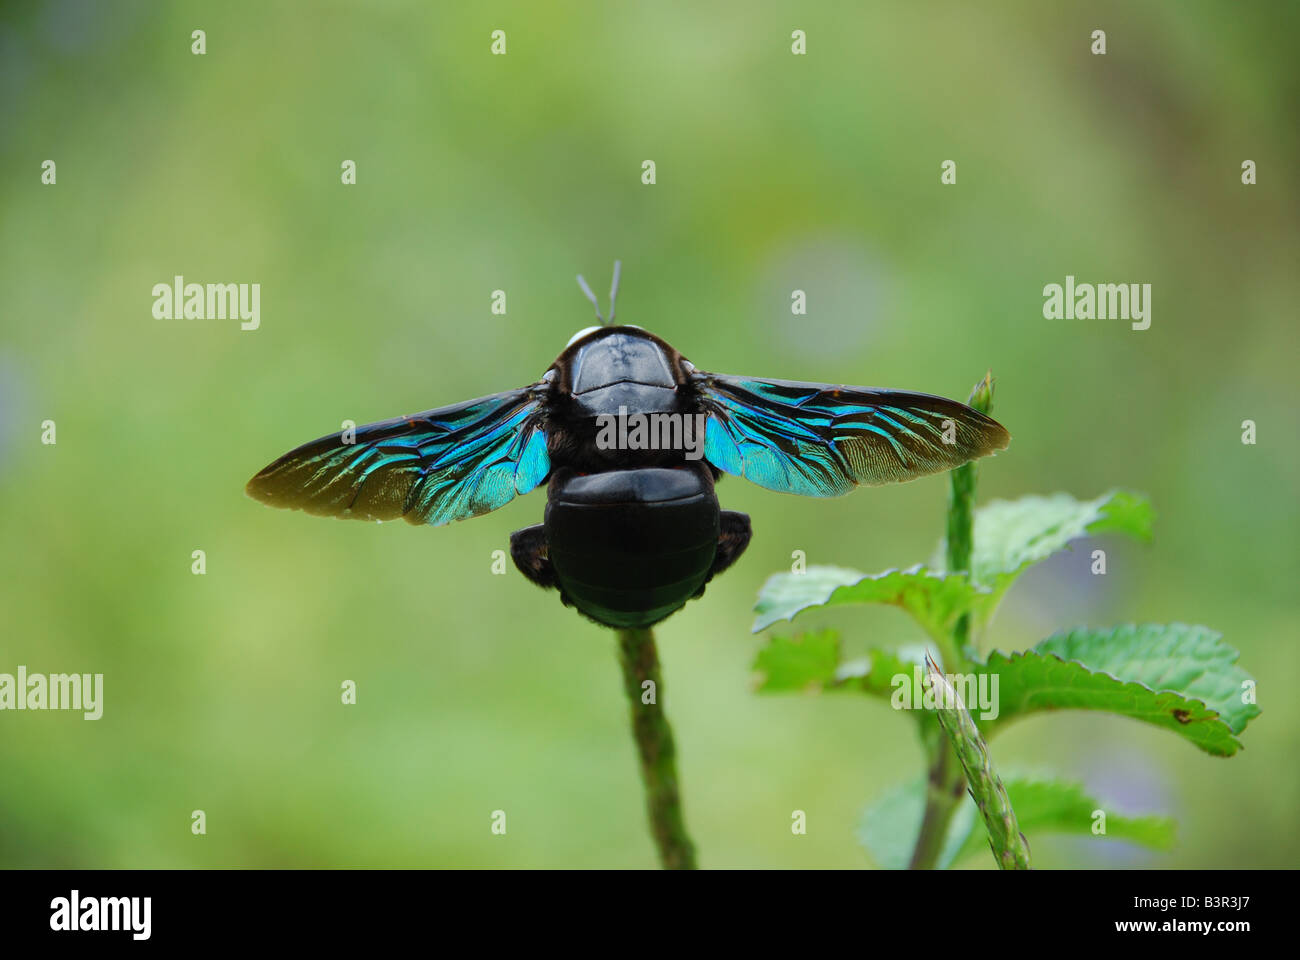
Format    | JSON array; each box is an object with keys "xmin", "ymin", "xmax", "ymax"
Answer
[
  {"xmin": 511, "ymin": 327, "xmax": 748, "ymax": 628},
  {"xmin": 519, "ymin": 463, "xmax": 741, "ymax": 629}
]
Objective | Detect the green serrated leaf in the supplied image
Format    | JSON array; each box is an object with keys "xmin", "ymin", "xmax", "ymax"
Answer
[
  {"xmin": 1084, "ymin": 490, "xmax": 1154, "ymax": 540},
  {"xmin": 857, "ymin": 780, "xmax": 920, "ymax": 870},
  {"xmin": 839, "ymin": 646, "xmax": 928, "ymax": 698},
  {"xmin": 861, "ymin": 774, "xmax": 1176, "ymax": 869},
  {"xmin": 981, "ymin": 623, "xmax": 1260, "ymax": 756},
  {"xmin": 857, "ymin": 778, "xmax": 974, "ymax": 870},
  {"xmin": 933, "ymin": 490, "xmax": 1154, "ymax": 623},
  {"xmin": 949, "ymin": 777, "xmax": 1176, "ymax": 865},
  {"xmin": 752, "ymin": 564, "xmax": 982, "ymax": 638},
  {"xmin": 752, "ymin": 629, "xmax": 921, "ymax": 697},
  {"xmin": 752, "ymin": 629, "xmax": 840, "ymax": 692}
]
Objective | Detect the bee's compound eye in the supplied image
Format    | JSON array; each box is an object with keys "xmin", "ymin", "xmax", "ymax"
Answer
[{"xmin": 566, "ymin": 326, "xmax": 602, "ymax": 347}]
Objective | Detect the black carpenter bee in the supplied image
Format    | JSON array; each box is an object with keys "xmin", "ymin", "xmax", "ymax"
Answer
[{"xmin": 246, "ymin": 264, "xmax": 1009, "ymax": 628}]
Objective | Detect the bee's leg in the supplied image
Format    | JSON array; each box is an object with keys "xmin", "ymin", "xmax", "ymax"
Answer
[
  {"xmin": 692, "ymin": 511, "xmax": 752, "ymax": 599},
  {"xmin": 509, "ymin": 524, "xmax": 557, "ymax": 589},
  {"xmin": 711, "ymin": 510, "xmax": 752, "ymax": 577}
]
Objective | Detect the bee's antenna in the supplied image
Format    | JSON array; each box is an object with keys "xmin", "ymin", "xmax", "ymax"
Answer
[
  {"xmin": 576, "ymin": 273, "xmax": 604, "ymax": 323},
  {"xmin": 608, "ymin": 260, "xmax": 622, "ymax": 323}
]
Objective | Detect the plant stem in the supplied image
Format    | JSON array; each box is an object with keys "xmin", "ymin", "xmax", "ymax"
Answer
[
  {"xmin": 909, "ymin": 372, "xmax": 996, "ymax": 870},
  {"xmin": 946, "ymin": 371, "xmax": 993, "ymax": 662},
  {"xmin": 906, "ymin": 723, "xmax": 965, "ymax": 869},
  {"xmin": 615, "ymin": 627, "xmax": 697, "ymax": 869}
]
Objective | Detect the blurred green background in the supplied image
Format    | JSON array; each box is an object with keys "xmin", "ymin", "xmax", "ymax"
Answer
[{"xmin": 1, "ymin": 0, "xmax": 1296, "ymax": 868}]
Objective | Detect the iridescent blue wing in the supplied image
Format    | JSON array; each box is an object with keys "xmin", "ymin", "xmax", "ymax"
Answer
[
  {"xmin": 246, "ymin": 385, "xmax": 550, "ymax": 526},
  {"xmin": 694, "ymin": 373, "xmax": 1009, "ymax": 497}
]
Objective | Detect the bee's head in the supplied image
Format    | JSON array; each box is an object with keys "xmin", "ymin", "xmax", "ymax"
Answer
[{"xmin": 565, "ymin": 325, "xmax": 603, "ymax": 348}]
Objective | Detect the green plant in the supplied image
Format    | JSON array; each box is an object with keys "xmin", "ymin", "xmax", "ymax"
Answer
[
  {"xmin": 749, "ymin": 375, "xmax": 1260, "ymax": 868},
  {"xmin": 615, "ymin": 627, "xmax": 696, "ymax": 869}
]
